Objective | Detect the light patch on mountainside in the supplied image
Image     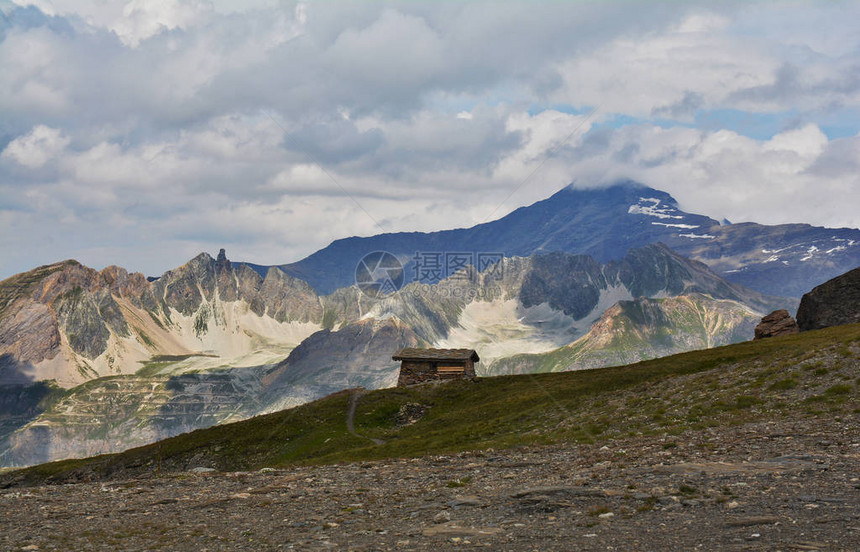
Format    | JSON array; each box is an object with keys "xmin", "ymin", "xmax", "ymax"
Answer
[
  {"xmin": 579, "ymin": 284, "xmax": 637, "ymax": 326},
  {"xmin": 488, "ymin": 293, "xmax": 760, "ymax": 375},
  {"xmin": 38, "ymin": 297, "xmax": 321, "ymax": 386},
  {"xmin": 434, "ymin": 299, "xmax": 577, "ymax": 369},
  {"xmin": 27, "ymin": 350, "xmax": 78, "ymax": 388},
  {"xmin": 160, "ymin": 301, "xmax": 320, "ymax": 363},
  {"xmin": 436, "ymin": 284, "xmax": 636, "ymax": 369}
]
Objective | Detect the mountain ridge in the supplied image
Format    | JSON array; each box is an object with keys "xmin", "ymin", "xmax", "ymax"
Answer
[
  {"xmin": 250, "ymin": 181, "xmax": 859, "ymax": 298},
  {"xmin": 0, "ymin": 241, "xmax": 798, "ymax": 467}
]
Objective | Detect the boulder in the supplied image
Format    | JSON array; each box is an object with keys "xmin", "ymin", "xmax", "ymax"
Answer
[
  {"xmin": 796, "ymin": 267, "xmax": 860, "ymax": 331},
  {"xmin": 754, "ymin": 310, "xmax": 799, "ymax": 340}
]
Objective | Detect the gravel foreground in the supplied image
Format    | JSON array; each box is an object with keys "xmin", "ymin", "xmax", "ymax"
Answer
[{"xmin": 2, "ymin": 417, "xmax": 859, "ymax": 551}]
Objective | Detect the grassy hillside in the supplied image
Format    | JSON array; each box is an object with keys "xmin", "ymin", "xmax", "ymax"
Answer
[{"xmin": 5, "ymin": 323, "xmax": 859, "ymax": 487}]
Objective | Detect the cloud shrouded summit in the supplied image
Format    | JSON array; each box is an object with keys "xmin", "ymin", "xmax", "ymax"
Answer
[{"xmin": 1, "ymin": 0, "xmax": 859, "ymax": 279}]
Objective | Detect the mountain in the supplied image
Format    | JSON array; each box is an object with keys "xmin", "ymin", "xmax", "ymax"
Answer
[
  {"xmin": 0, "ymin": 251, "xmax": 335, "ymax": 466},
  {"xmin": 0, "ymin": 243, "xmax": 792, "ymax": 467},
  {"xmin": 254, "ymin": 181, "xmax": 860, "ymax": 298},
  {"xmin": 489, "ymin": 293, "xmax": 761, "ymax": 375},
  {"xmin": 1, "ymin": 370, "xmax": 265, "ymax": 467},
  {"xmin": 0, "ymin": 251, "xmax": 324, "ymax": 388},
  {"xmin": 311, "ymin": 243, "xmax": 790, "ymax": 373},
  {"xmin": 262, "ymin": 318, "xmax": 421, "ymax": 412}
]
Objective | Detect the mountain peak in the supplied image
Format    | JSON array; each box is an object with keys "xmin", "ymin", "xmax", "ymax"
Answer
[{"xmin": 273, "ymin": 180, "xmax": 720, "ymax": 294}]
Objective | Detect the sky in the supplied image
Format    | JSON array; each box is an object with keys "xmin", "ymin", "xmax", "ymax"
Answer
[{"xmin": 1, "ymin": 0, "xmax": 859, "ymax": 279}]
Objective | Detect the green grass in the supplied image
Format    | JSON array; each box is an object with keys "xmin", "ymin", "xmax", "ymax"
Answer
[
  {"xmin": 5, "ymin": 323, "xmax": 859, "ymax": 486},
  {"xmin": 137, "ymin": 330, "xmax": 155, "ymax": 347},
  {"xmin": 135, "ymin": 354, "xmax": 218, "ymax": 376},
  {"xmin": 769, "ymin": 377, "xmax": 798, "ymax": 391}
]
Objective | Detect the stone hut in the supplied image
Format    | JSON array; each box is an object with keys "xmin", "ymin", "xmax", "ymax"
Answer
[{"xmin": 393, "ymin": 348, "xmax": 479, "ymax": 386}]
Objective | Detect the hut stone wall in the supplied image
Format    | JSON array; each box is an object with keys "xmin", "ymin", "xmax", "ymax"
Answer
[{"xmin": 397, "ymin": 359, "xmax": 475, "ymax": 386}]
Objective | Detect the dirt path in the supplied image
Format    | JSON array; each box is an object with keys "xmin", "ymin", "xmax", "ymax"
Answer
[{"xmin": 346, "ymin": 389, "xmax": 386, "ymax": 446}]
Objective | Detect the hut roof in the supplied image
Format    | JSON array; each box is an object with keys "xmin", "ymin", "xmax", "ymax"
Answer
[{"xmin": 392, "ymin": 348, "xmax": 479, "ymax": 362}]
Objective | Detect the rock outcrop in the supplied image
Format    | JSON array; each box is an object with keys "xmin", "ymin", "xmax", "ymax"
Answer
[
  {"xmin": 754, "ymin": 310, "xmax": 800, "ymax": 340},
  {"xmin": 796, "ymin": 267, "xmax": 860, "ymax": 331}
]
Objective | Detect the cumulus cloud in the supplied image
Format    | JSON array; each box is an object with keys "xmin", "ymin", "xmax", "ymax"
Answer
[
  {"xmin": 1, "ymin": 125, "xmax": 70, "ymax": 168},
  {"xmin": 0, "ymin": 1, "xmax": 859, "ymax": 279},
  {"xmin": 565, "ymin": 123, "xmax": 860, "ymax": 228}
]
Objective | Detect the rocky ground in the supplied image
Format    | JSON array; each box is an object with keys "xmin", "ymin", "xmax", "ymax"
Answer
[{"xmin": 2, "ymin": 416, "xmax": 859, "ymax": 551}]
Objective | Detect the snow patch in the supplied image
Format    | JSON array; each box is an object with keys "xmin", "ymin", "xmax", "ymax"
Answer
[
  {"xmin": 628, "ymin": 197, "xmax": 684, "ymax": 219},
  {"xmin": 800, "ymin": 246, "xmax": 819, "ymax": 262},
  {"xmin": 679, "ymin": 233, "xmax": 715, "ymax": 239},
  {"xmin": 650, "ymin": 222, "xmax": 699, "ymax": 229}
]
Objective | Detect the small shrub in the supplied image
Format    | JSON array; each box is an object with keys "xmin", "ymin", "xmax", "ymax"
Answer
[
  {"xmin": 802, "ymin": 360, "xmax": 824, "ymax": 371},
  {"xmin": 446, "ymin": 476, "xmax": 472, "ymax": 488},
  {"xmin": 734, "ymin": 395, "xmax": 760, "ymax": 409},
  {"xmin": 637, "ymin": 500, "xmax": 655, "ymax": 512},
  {"xmin": 678, "ymin": 484, "xmax": 698, "ymax": 496},
  {"xmin": 769, "ymin": 378, "xmax": 798, "ymax": 391}
]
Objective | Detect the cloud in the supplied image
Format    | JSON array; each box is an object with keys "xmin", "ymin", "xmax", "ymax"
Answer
[
  {"xmin": 567, "ymin": 123, "xmax": 860, "ymax": 229},
  {"xmin": 1, "ymin": 125, "xmax": 70, "ymax": 168},
  {"xmin": 0, "ymin": 1, "xmax": 859, "ymax": 280}
]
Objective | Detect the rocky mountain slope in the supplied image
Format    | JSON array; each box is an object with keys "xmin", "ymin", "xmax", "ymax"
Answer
[
  {"xmin": 262, "ymin": 318, "xmax": 421, "ymax": 412},
  {"xmin": 1, "ymin": 371, "xmax": 264, "ymax": 467},
  {"xmin": 258, "ymin": 181, "xmax": 859, "ymax": 298},
  {"xmin": 0, "ymin": 250, "xmax": 323, "ymax": 388}
]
